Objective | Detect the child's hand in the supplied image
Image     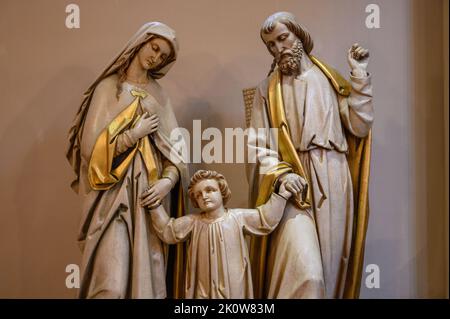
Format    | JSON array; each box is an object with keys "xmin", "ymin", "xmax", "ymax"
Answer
[{"xmin": 278, "ymin": 180, "xmax": 294, "ymax": 200}]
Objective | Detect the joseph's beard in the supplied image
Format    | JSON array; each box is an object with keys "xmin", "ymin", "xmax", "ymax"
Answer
[{"xmin": 277, "ymin": 40, "xmax": 304, "ymax": 76}]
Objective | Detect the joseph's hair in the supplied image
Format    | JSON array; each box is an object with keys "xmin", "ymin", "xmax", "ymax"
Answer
[
  {"xmin": 260, "ymin": 11, "xmax": 314, "ymax": 55},
  {"xmin": 188, "ymin": 170, "xmax": 231, "ymax": 208}
]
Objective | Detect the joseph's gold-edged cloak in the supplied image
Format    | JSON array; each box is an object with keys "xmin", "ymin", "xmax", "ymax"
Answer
[{"xmin": 245, "ymin": 56, "xmax": 372, "ymax": 299}]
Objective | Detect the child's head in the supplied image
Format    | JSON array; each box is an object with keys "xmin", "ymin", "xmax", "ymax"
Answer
[{"xmin": 188, "ymin": 170, "xmax": 231, "ymax": 211}]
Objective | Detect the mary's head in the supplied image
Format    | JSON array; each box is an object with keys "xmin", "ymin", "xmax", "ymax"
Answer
[
  {"xmin": 114, "ymin": 22, "xmax": 179, "ymax": 97},
  {"xmin": 135, "ymin": 36, "xmax": 172, "ymax": 72},
  {"xmin": 67, "ymin": 22, "xmax": 180, "ymax": 191}
]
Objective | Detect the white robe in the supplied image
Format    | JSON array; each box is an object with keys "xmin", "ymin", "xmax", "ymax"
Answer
[
  {"xmin": 248, "ymin": 64, "xmax": 373, "ymax": 298},
  {"xmin": 77, "ymin": 76, "xmax": 186, "ymax": 298},
  {"xmin": 67, "ymin": 22, "xmax": 188, "ymax": 299},
  {"xmin": 150, "ymin": 193, "xmax": 287, "ymax": 299}
]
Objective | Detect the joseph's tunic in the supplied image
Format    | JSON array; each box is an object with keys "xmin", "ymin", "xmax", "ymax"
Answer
[{"xmin": 248, "ymin": 63, "xmax": 373, "ymax": 298}]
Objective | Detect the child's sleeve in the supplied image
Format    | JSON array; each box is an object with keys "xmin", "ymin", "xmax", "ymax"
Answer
[
  {"xmin": 240, "ymin": 193, "xmax": 287, "ymax": 236},
  {"xmin": 150, "ymin": 205, "xmax": 194, "ymax": 244}
]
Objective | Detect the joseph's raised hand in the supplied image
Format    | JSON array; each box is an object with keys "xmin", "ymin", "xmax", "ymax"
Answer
[{"xmin": 347, "ymin": 43, "xmax": 369, "ymax": 77}]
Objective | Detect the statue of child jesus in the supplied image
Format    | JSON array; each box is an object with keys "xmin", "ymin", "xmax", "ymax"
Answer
[{"xmin": 143, "ymin": 169, "xmax": 293, "ymax": 298}]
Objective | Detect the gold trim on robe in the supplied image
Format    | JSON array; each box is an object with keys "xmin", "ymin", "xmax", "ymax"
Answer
[
  {"xmin": 264, "ymin": 68, "xmax": 312, "ymax": 209},
  {"xmin": 343, "ymin": 130, "xmax": 372, "ymax": 298},
  {"xmin": 309, "ymin": 56, "xmax": 351, "ymax": 97},
  {"xmin": 86, "ymin": 88, "xmax": 187, "ymax": 298},
  {"xmin": 249, "ymin": 56, "xmax": 372, "ymax": 299},
  {"xmin": 66, "ymin": 22, "xmax": 188, "ymax": 299},
  {"xmin": 88, "ymin": 89, "xmax": 159, "ymax": 190}
]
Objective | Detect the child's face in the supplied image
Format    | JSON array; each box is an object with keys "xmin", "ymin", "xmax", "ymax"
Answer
[{"xmin": 192, "ymin": 179, "xmax": 224, "ymax": 212}]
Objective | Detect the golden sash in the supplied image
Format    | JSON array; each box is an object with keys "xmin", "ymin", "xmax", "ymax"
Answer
[
  {"xmin": 256, "ymin": 68, "xmax": 312, "ymax": 209},
  {"xmin": 88, "ymin": 89, "xmax": 158, "ymax": 190},
  {"xmin": 250, "ymin": 56, "xmax": 372, "ymax": 299}
]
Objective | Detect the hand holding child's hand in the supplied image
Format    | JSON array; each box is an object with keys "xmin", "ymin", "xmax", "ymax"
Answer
[
  {"xmin": 140, "ymin": 178, "xmax": 172, "ymax": 209},
  {"xmin": 278, "ymin": 179, "xmax": 294, "ymax": 200}
]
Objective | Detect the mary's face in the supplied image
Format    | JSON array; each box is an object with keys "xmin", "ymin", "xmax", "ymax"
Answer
[{"xmin": 137, "ymin": 37, "xmax": 171, "ymax": 71}]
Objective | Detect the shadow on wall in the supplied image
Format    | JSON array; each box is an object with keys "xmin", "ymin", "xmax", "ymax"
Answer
[
  {"xmin": 411, "ymin": 0, "xmax": 446, "ymax": 298},
  {"xmin": 363, "ymin": 112, "xmax": 411, "ymax": 298},
  {"xmin": 162, "ymin": 51, "xmax": 253, "ymax": 209},
  {"xmin": 0, "ymin": 49, "xmax": 256, "ymax": 297},
  {"xmin": 0, "ymin": 66, "xmax": 95, "ymax": 298}
]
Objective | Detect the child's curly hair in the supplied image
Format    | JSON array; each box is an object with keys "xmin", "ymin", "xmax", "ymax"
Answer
[{"xmin": 188, "ymin": 170, "xmax": 231, "ymax": 208}]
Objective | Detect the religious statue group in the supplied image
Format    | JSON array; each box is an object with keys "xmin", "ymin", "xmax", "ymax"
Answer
[{"xmin": 66, "ymin": 12, "xmax": 373, "ymax": 299}]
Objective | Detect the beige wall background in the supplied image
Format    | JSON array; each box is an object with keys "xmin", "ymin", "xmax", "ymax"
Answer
[{"xmin": 0, "ymin": 0, "xmax": 447, "ymax": 298}]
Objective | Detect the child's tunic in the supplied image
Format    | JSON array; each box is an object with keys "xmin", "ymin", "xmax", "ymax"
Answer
[{"xmin": 151, "ymin": 193, "xmax": 287, "ymax": 298}]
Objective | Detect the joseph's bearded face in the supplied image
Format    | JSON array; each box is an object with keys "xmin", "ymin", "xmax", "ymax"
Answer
[
  {"xmin": 262, "ymin": 22, "xmax": 304, "ymax": 76},
  {"xmin": 277, "ymin": 39, "xmax": 303, "ymax": 76}
]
